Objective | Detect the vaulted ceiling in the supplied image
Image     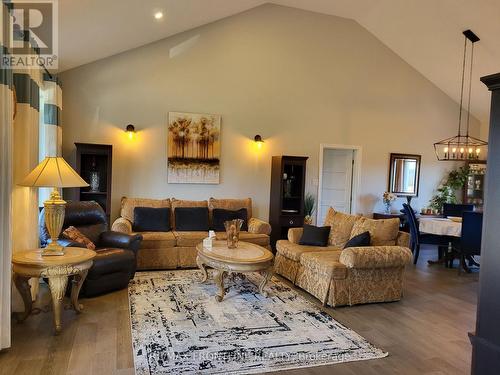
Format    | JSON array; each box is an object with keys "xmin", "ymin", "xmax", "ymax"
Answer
[{"xmin": 59, "ymin": 0, "xmax": 500, "ymax": 125}]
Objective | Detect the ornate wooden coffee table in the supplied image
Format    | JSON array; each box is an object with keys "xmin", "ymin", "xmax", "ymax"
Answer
[{"xmin": 196, "ymin": 241, "xmax": 274, "ymax": 302}]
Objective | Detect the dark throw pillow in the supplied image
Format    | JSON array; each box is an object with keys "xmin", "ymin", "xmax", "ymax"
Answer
[
  {"xmin": 133, "ymin": 207, "xmax": 171, "ymax": 232},
  {"xmin": 212, "ymin": 208, "xmax": 248, "ymax": 232},
  {"xmin": 299, "ymin": 224, "xmax": 331, "ymax": 247},
  {"xmin": 344, "ymin": 231, "xmax": 371, "ymax": 249},
  {"xmin": 175, "ymin": 207, "xmax": 209, "ymax": 231}
]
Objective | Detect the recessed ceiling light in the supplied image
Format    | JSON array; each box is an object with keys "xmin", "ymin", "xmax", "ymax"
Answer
[{"xmin": 154, "ymin": 11, "xmax": 163, "ymax": 20}]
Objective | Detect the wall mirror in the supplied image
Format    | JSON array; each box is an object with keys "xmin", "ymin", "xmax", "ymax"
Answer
[{"xmin": 388, "ymin": 153, "xmax": 421, "ymax": 197}]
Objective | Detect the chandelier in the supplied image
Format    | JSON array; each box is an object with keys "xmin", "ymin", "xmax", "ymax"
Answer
[{"xmin": 434, "ymin": 30, "xmax": 488, "ymax": 161}]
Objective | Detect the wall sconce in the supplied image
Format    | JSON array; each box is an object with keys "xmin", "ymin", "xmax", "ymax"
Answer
[
  {"xmin": 254, "ymin": 134, "xmax": 264, "ymax": 149},
  {"xmin": 126, "ymin": 124, "xmax": 136, "ymax": 139}
]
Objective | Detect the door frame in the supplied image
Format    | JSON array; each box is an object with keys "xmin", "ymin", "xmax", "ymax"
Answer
[{"xmin": 317, "ymin": 144, "xmax": 362, "ymax": 222}]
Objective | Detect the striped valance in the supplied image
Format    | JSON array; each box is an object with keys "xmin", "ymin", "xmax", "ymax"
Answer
[
  {"xmin": 39, "ymin": 71, "xmax": 63, "ymax": 206},
  {"xmin": 0, "ymin": 67, "xmax": 12, "ymax": 87},
  {"xmin": 0, "ymin": 45, "xmax": 13, "ymax": 89},
  {"xmin": 43, "ymin": 72, "xmax": 62, "ymax": 86},
  {"xmin": 13, "ymin": 73, "xmax": 40, "ymax": 110},
  {"xmin": 43, "ymin": 103, "xmax": 60, "ymax": 125},
  {"xmin": 41, "ymin": 73, "xmax": 62, "ymax": 127}
]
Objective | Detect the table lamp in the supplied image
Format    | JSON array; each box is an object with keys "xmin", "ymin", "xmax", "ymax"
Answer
[{"xmin": 19, "ymin": 157, "xmax": 89, "ymax": 256}]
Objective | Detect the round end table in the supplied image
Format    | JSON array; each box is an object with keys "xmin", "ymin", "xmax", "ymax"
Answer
[{"xmin": 12, "ymin": 247, "xmax": 96, "ymax": 334}]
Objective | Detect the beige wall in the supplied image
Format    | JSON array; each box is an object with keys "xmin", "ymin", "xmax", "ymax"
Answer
[
  {"xmin": 60, "ymin": 4, "xmax": 480, "ymax": 222},
  {"xmin": 481, "ymin": 119, "xmax": 490, "ymax": 141}
]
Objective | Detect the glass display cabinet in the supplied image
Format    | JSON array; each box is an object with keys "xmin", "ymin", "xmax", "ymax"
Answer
[
  {"xmin": 74, "ymin": 143, "xmax": 113, "ymax": 225},
  {"xmin": 464, "ymin": 161, "xmax": 487, "ymax": 210},
  {"xmin": 269, "ymin": 156, "xmax": 308, "ymax": 249}
]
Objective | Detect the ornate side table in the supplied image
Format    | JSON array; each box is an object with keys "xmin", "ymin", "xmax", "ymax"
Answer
[{"xmin": 12, "ymin": 247, "xmax": 96, "ymax": 334}]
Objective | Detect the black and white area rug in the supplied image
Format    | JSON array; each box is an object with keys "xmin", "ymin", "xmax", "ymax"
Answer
[{"xmin": 129, "ymin": 270, "xmax": 387, "ymax": 374}]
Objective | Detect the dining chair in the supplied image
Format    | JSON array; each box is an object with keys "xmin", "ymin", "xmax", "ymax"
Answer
[
  {"xmin": 453, "ymin": 211, "xmax": 483, "ymax": 274},
  {"xmin": 443, "ymin": 203, "xmax": 474, "ymax": 218},
  {"xmin": 403, "ymin": 203, "xmax": 449, "ymax": 264}
]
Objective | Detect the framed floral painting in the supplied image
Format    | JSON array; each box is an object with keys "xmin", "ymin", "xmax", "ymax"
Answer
[{"xmin": 167, "ymin": 112, "xmax": 221, "ymax": 184}]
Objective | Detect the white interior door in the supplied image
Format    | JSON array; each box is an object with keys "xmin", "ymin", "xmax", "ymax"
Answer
[{"xmin": 318, "ymin": 149, "xmax": 354, "ymax": 225}]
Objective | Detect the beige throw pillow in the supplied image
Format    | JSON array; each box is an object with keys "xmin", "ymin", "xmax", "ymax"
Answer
[
  {"xmin": 349, "ymin": 217, "xmax": 400, "ymax": 246},
  {"xmin": 323, "ymin": 208, "xmax": 361, "ymax": 247}
]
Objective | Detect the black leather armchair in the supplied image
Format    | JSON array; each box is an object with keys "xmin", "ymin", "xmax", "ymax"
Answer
[{"xmin": 40, "ymin": 201, "xmax": 143, "ymax": 297}]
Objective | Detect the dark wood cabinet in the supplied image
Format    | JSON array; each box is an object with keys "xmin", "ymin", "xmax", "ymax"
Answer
[
  {"xmin": 269, "ymin": 156, "xmax": 308, "ymax": 249},
  {"xmin": 74, "ymin": 143, "xmax": 112, "ymax": 224}
]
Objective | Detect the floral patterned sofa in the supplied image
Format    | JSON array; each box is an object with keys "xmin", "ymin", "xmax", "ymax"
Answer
[
  {"xmin": 274, "ymin": 208, "xmax": 413, "ymax": 307},
  {"xmin": 112, "ymin": 197, "xmax": 271, "ymax": 270}
]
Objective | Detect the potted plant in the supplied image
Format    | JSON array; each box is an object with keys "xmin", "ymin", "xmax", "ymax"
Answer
[
  {"xmin": 304, "ymin": 193, "xmax": 315, "ymax": 225},
  {"xmin": 428, "ymin": 166, "xmax": 470, "ymax": 213}
]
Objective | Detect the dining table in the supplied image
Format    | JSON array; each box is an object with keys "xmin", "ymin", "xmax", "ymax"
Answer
[
  {"xmin": 419, "ymin": 217, "xmax": 462, "ymax": 267},
  {"xmin": 419, "ymin": 217, "xmax": 462, "ymax": 237}
]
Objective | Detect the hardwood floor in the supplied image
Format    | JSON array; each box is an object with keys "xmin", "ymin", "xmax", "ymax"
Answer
[{"xmin": 0, "ymin": 245, "xmax": 478, "ymax": 375}]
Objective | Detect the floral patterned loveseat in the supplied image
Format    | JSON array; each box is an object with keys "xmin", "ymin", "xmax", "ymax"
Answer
[{"xmin": 274, "ymin": 208, "xmax": 413, "ymax": 307}]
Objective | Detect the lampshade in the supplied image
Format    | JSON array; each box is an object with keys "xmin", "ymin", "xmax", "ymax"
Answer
[{"xmin": 19, "ymin": 157, "xmax": 89, "ymax": 188}]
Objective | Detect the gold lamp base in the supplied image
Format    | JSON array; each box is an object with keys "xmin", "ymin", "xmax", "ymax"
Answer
[
  {"xmin": 44, "ymin": 242, "xmax": 65, "ymax": 256},
  {"xmin": 42, "ymin": 188, "xmax": 66, "ymax": 256}
]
